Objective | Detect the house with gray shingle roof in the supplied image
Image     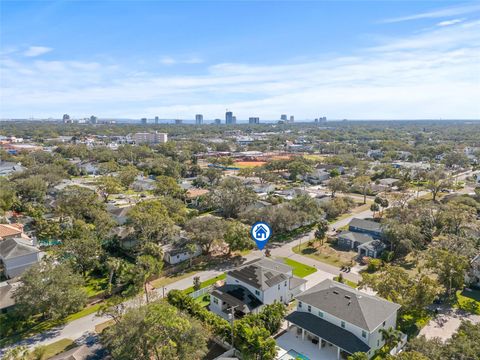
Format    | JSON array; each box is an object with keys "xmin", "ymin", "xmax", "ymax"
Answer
[
  {"xmin": 285, "ymin": 279, "xmax": 402, "ymax": 359},
  {"xmin": 210, "ymin": 258, "xmax": 306, "ymax": 320},
  {"xmin": 0, "ymin": 238, "xmax": 43, "ymax": 278}
]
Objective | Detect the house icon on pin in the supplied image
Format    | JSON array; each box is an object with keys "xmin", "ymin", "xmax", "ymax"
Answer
[{"xmin": 255, "ymin": 225, "xmax": 268, "ymax": 240}]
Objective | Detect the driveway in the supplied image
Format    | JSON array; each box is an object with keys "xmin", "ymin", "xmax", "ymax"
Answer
[{"xmin": 419, "ymin": 307, "xmax": 480, "ymax": 341}]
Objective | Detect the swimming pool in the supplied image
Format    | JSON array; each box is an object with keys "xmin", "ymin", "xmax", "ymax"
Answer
[{"xmin": 278, "ymin": 349, "xmax": 311, "ymax": 360}]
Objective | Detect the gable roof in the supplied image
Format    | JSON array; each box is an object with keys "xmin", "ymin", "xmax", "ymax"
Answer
[
  {"xmin": 349, "ymin": 218, "xmax": 382, "ymax": 233},
  {"xmin": 212, "ymin": 284, "xmax": 263, "ymax": 313},
  {"xmin": 0, "ymin": 224, "xmax": 23, "ymax": 238},
  {"xmin": 0, "ymin": 238, "xmax": 40, "ymax": 260},
  {"xmin": 228, "ymin": 258, "xmax": 291, "ymax": 291},
  {"xmin": 296, "ymin": 279, "xmax": 401, "ymax": 331}
]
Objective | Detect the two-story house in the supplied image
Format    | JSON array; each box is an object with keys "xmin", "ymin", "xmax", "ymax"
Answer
[
  {"xmin": 337, "ymin": 218, "xmax": 386, "ymax": 258},
  {"xmin": 210, "ymin": 258, "xmax": 306, "ymax": 320},
  {"xmin": 0, "ymin": 238, "xmax": 43, "ymax": 278},
  {"xmin": 285, "ymin": 279, "xmax": 401, "ymax": 359}
]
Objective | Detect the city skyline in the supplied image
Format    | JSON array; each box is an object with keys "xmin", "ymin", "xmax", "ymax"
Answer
[{"xmin": 1, "ymin": 1, "xmax": 480, "ymax": 119}]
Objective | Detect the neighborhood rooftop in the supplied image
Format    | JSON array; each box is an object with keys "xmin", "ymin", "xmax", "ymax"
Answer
[
  {"xmin": 227, "ymin": 258, "xmax": 291, "ymax": 291},
  {"xmin": 296, "ymin": 279, "xmax": 401, "ymax": 331}
]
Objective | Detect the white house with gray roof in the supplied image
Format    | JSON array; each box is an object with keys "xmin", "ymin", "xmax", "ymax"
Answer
[
  {"xmin": 285, "ymin": 279, "xmax": 402, "ymax": 359},
  {"xmin": 210, "ymin": 258, "xmax": 306, "ymax": 320},
  {"xmin": 0, "ymin": 238, "xmax": 43, "ymax": 278}
]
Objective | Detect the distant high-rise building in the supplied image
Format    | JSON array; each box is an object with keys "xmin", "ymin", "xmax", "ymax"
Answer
[
  {"xmin": 232, "ymin": 116, "xmax": 236, "ymax": 123},
  {"xmin": 315, "ymin": 116, "xmax": 327, "ymax": 124},
  {"xmin": 175, "ymin": 119, "xmax": 183, "ymax": 124},
  {"xmin": 289, "ymin": 115, "xmax": 295, "ymax": 123},
  {"xmin": 195, "ymin": 114, "xmax": 204, "ymax": 125},
  {"xmin": 62, "ymin": 114, "xmax": 71, "ymax": 123},
  {"xmin": 90, "ymin": 115, "xmax": 98, "ymax": 124},
  {"xmin": 280, "ymin": 114, "xmax": 288, "ymax": 121},
  {"xmin": 249, "ymin": 117, "xmax": 260, "ymax": 124},
  {"xmin": 225, "ymin": 111, "xmax": 235, "ymax": 125},
  {"xmin": 214, "ymin": 118, "xmax": 222, "ymax": 125},
  {"xmin": 154, "ymin": 116, "xmax": 159, "ymax": 125},
  {"xmin": 132, "ymin": 131, "xmax": 168, "ymax": 144},
  {"xmin": 141, "ymin": 118, "xmax": 147, "ymax": 125}
]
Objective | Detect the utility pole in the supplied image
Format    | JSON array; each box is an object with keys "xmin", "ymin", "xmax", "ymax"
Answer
[{"xmin": 228, "ymin": 305, "xmax": 239, "ymax": 349}]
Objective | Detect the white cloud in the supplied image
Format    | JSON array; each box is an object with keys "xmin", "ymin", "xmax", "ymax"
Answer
[
  {"xmin": 23, "ymin": 46, "xmax": 52, "ymax": 57},
  {"xmin": 437, "ymin": 18, "xmax": 464, "ymax": 27},
  {"xmin": 382, "ymin": 4, "xmax": 480, "ymax": 23},
  {"xmin": 1, "ymin": 18, "xmax": 479, "ymax": 119},
  {"xmin": 159, "ymin": 56, "xmax": 203, "ymax": 65}
]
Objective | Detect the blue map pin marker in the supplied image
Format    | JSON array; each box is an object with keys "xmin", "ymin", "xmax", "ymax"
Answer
[{"xmin": 251, "ymin": 221, "xmax": 272, "ymax": 250}]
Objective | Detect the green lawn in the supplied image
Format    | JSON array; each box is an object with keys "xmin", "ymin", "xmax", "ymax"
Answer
[
  {"xmin": 333, "ymin": 276, "xmax": 357, "ymax": 288},
  {"xmin": 292, "ymin": 242, "xmax": 354, "ymax": 268},
  {"xmin": 84, "ymin": 275, "xmax": 109, "ymax": 297},
  {"xmin": 151, "ymin": 270, "xmax": 199, "ymax": 289},
  {"xmin": 28, "ymin": 338, "xmax": 75, "ymax": 360},
  {"xmin": 281, "ymin": 258, "xmax": 317, "ymax": 278},
  {"xmin": 455, "ymin": 289, "xmax": 480, "ymax": 315},
  {"xmin": 183, "ymin": 274, "xmax": 226, "ymax": 294},
  {"xmin": 194, "ymin": 294, "xmax": 211, "ymax": 307},
  {"xmin": 398, "ymin": 311, "xmax": 432, "ymax": 338}
]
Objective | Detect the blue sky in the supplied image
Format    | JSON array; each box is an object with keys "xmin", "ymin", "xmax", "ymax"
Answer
[{"xmin": 1, "ymin": 1, "xmax": 479, "ymax": 120}]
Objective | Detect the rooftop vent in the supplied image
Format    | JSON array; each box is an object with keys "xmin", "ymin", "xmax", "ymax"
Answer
[
  {"xmin": 345, "ymin": 295, "xmax": 351, "ymax": 300},
  {"xmin": 333, "ymin": 290, "xmax": 339, "ymax": 295}
]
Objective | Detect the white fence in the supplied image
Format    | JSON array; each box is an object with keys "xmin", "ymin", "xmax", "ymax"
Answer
[{"xmin": 189, "ymin": 285, "xmax": 213, "ymax": 299}]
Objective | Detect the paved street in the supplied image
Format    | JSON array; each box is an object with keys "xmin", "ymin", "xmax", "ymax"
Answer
[{"xmin": 1, "ymin": 171, "xmax": 475, "ymax": 354}]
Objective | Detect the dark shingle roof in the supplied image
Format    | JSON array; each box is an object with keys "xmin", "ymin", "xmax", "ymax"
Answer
[
  {"xmin": 228, "ymin": 258, "xmax": 291, "ymax": 291},
  {"xmin": 349, "ymin": 218, "xmax": 382, "ymax": 233},
  {"xmin": 296, "ymin": 279, "xmax": 400, "ymax": 331},
  {"xmin": 211, "ymin": 284, "xmax": 262, "ymax": 313},
  {"xmin": 285, "ymin": 311, "xmax": 371, "ymax": 354}
]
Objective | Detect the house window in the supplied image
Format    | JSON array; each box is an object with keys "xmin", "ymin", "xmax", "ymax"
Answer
[
  {"xmin": 382, "ymin": 321, "xmax": 386, "ymax": 327},
  {"xmin": 362, "ymin": 330, "xmax": 367, "ymax": 338},
  {"xmin": 318, "ymin": 311, "xmax": 324, "ymax": 318},
  {"xmin": 285, "ymin": 281, "xmax": 287, "ymax": 287},
  {"xmin": 255, "ymin": 290, "xmax": 260, "ymax": 296},
  {"xmin": 298, "ymin": 301, "xmax": 302, "ymax": 308},
  {"xmin": 213, "ymin": 297, "xmax": 218, "ymax": 305},
  {"xmin": 307, "ymin": 305, "xmax": 311, "ymax": 313},
  {"xmin": 377, "ymin": 340, "xmax": 380, "ymax": 347},
  {"xmin": 278, "ymin": 284, "xmax": 280, "ymax": 290},
  {"xmin": 341, "ymin": 321, "xmax": 345, "ymax": 329}
]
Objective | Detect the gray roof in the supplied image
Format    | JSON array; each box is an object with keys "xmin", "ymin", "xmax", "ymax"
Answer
[
  {"xmin": 296, "ymin": 279, "xmax": 401, "ymax": 331},
  {"xmin": 349, "ymin": 218, "xmax": 382, "ymax": 233},
  {"xmin": 0, "ymin": 238, "xmax": 40, "ymax": 260},
  {"xmin": 286, "ymin": 311, "xmax": 370, "ymax": 354},
  {"xmin": 289, "ymin": 276, "xmax": 307, "ymax": 290},
  {"xmin": 228, "ymin": 258, "xmax": 291, "ymax": 291},
  {"xmin": 337, "ymin": 231, "xmax": 374, "ymax": 244},
  {"xmin": 212, "ymin": 284, "xmax": 262, "ymax": 313},
  {"xmin": 358, "ymin": 240, "xmax": 387, "ymax": 252}
]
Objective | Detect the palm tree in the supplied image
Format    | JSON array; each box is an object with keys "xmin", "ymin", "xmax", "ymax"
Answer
[
  {"xmin": 106, "ymin": 257, "xmax": 122, "ymax": 295},
  {"xmin": 380, "ymin": 327, "xmax": 402, "ymax": 353}
]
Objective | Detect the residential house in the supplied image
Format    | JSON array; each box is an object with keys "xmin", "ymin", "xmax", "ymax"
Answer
[
  {"xmin": 210, "ymin": 258, "xmax": 306, "ymax": 320},
  {"xmin": 285, "ymin": 279, "xmax": 402, "ymax": 359},
  {"xmin": 306, "ymin": 169, "xmax": 330, "ymax": 185},
  {"xmin": 347, "ymin": 218, "xmax": 383, "ymax": 239},
  {"xmin": 0, "ymin": 238, "xmax": 43, "ymax": 278},
  {"xmin": 0, "ymin": 161, "xmax": 25, "ymax": 177},
  {"xmin": 132, "ymin": 175, "xmax": 156, "ymax": 191},
  {"xmin": 185, "ymin": 188, "xmax": 210, "ymax": 207},
  {"xmin": 0, "ymin": 280, "xmax": 19, "ymax": 313},
  {"xmin": 163, "ymin": 237, "xmax": 202, "ymax": 265},
  {"xmin": 0, "ymin": 223, "xmax": 25, "ymax": 240},
  {"xmin": 107, "ymin": 204, "xmax": 133, "ymax": 225},
  {"xmin": 465, "ymin": 254, "xmax": 480, "ymax": 289},
  {"xmin": 336, "ymin": 219, "xmax": 385, "ymax": 258}
]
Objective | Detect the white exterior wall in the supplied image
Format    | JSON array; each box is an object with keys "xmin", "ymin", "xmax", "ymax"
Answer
[
  {"xmin": 165, "ymin": 247, "xmax": 201, "ymax": 265},
  {"xmin": 210, "ymin": 294, "xmax": 228, "ymax": 320},
  {"xmin": 3, "ymin": 252, "xmax": 41, "ymax": 278},
  {"xmin": 296, "ymin": 301, "xmax": 398, "ymax": 354},
  {"xmin": 263, "ymin": 279, "xmax": 289, "ymax": 304}
]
